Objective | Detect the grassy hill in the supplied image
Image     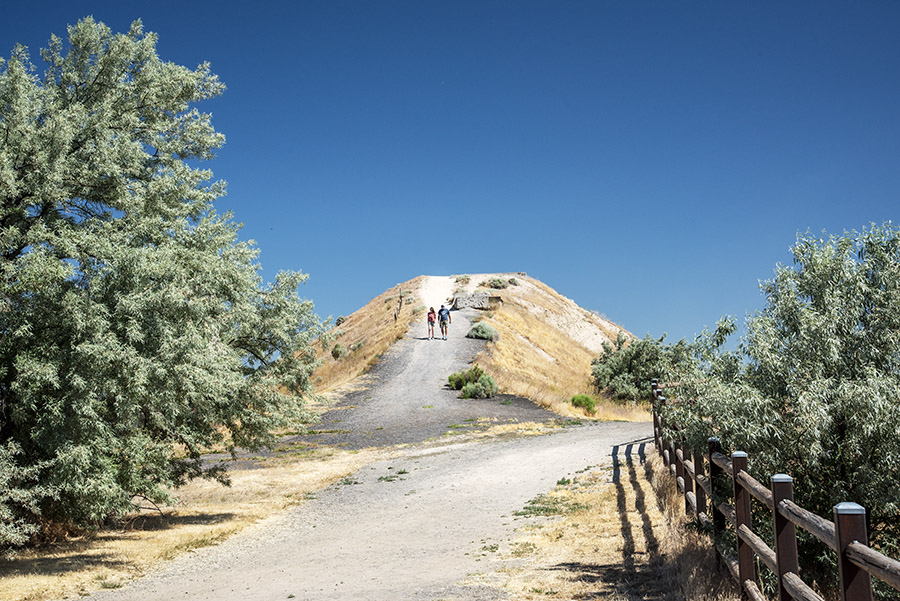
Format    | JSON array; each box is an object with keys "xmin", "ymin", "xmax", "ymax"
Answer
[{"xmin": 312, "ymin": 272, "xmax": 645, "ymax": 421}]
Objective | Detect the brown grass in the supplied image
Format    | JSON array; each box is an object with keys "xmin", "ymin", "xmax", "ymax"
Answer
[
  {"xmin": 311, "ymin": 275, "xmax": 425, "ymax": 398},
  {"xmin": 466, "ymin": 275, "xmax": 647, "ymax": 421},
  {"xmin": 468, "ymin": 444, "xmax": 740, "ymax": 601},
  {"xmin": 0, "ymin": 446, "xmax": 383, "ymax": 601}
]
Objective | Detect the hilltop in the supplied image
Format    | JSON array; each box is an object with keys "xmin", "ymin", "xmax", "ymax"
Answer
[{"xmin": 312, "ymin": 272, "xmax": 640, "ymax": 419}]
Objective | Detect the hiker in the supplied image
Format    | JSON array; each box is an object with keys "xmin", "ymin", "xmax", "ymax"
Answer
[
  {"xmin": 427, "ymin": 307, "xmax": 437, "ymax": 339},
  {"xmin": 438, "ymin": 304, "xmax": 451, "ymax": 340}
]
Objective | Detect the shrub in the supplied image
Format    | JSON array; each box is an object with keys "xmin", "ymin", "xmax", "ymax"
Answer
[
  {"xmin": 508, "ymin": 278, "xmax": 519, "ymax": 286},
  {"xmin": 455, "ymin": 275, "xmax": 471, "ymax": 284},
  {"xmin": 448, "ymin": 365, "xmax": 484, "ymax": 390},
  {"xmin": 480, "ymin": 278, "xmax": 508, "ymax": 289},
  {"xmin": 571, "ymin": 394, "xmax": 596, "ymax": 415},
  {"xmin": 460, "ymin": 375, "xmax": 499, "ymax": 399},
  {"xmin": 466, "ymin": 323, "xmax": 498, "ymax": 341},
  {"xmin": 331, "ymin": 343, "xmax": 347, "ymax": 359},
  {"xmin": 335, "ymin": 315, "xmax": 347, "ymax": 326},
  {"xmin": 349, "ymin": 340, "xmax": 365, "ymax": 352},
  {"xmin": 591, "ymin": 331, "xmax": 692, "ymax": 401}
]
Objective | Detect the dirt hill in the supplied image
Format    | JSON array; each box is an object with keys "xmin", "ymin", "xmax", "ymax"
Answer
[{"xmin": 312, "ymin": 272, "xmax": 638, "ymax": 419}]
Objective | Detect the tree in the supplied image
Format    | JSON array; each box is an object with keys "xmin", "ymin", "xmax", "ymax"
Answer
[
  {"xmin": 0, "ymin": 18, "xmax": 322, "ymax": 551},
  {"xmin": 591, "ymin": 331, "xmax": 693, "ymax": 401},
  {"xmin": 670, "ymin": 224, "xmax": 900, "ymax": 563}
]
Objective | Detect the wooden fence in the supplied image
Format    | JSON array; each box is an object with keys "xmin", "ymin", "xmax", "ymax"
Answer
[{"xmin": 650, "ymin": 379, "xmax": 900, "ymax": 601}]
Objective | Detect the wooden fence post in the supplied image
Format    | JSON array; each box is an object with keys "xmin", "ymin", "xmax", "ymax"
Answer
[
  {"xmin": 658, "ymin": 396, "xmax": 668, "ymax": 460},
  {"xmin": 709, "ymin": 438, "xmax": 724, "ymax": 538},
  {"xmin": 732, "ymin": 451, "xmax": 756, "ymax": 595},
  {"xmin": 651, "ymin": 379, "xmax": 659, "ymax": 449},
  {"xmin": 772, "ymin": 474, "xmax": 799, "ymax": 601},
  {"xmin": 834, "ymin": 502, "xmax": 873, "ymax": 601},
  {"xmin": 693, "ymin": 446, "xmax": 706, "ymax": 522},
  {"xmin": 681, "ymin": 431, "xmax": 694, "ymax": 516}
]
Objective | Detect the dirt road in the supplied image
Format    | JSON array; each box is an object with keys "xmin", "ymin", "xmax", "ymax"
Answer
[{"xmin": 84, "ymin": 277, "xmax": 652, "ymax": 600}]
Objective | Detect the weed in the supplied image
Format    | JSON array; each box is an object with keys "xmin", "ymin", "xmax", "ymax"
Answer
[
  {"xmin": 422, "ymin": 405, "xmax": 434, "ymax": 409},
  {"xmin": 482, "ymin": 544, "xmax": 499, "ymax": 553},
  {"xmin": 514, "ymin": 493, "xmax": 588, "ymax": 517},
  {"xmin": 335, "ymin": 315, "xmax": 347, "ymax": 326},
  {"xmin": 511, "ymin": 541, "xmax": 537, "ymax": 557},
  {"xmin": 349, "ymin": 340, "xmax": 365, "ymax": 352},
  {"xmin": 339, "ymin": 477, "xmax": 360, "ymax": 486},
  {"xmin": 508, "ymin": 278, "xmax": 519, "ymax": 286},
  {"xmin": 570, "ymin": 394, "xmax": 596, "ymax": 415},
  {"xmin": 378, "ymin": 474, "xmax": 403, "ymax": 482},
  {"xmin": 455, "ymin": 275, "xmax": 471, "ymax": 284},
  {"xmin": 500, "ymin": 399, "xmax": 512, "ymax": 405},
  {"xmin": 331, "ymin": 343, "xmax": 346, "ymax": 359},
  {"xmin": 557, "ymin": 477, "xmax": 572, "ymax": 486}
]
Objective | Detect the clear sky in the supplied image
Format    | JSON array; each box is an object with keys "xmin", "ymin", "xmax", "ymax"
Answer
[{"xmin": 4, "ymin": 2, "xmax": 899, "ymax": 344}]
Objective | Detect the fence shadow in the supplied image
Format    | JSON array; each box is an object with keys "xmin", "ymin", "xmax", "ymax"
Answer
[{"xmin": 548, "ymin": 438, "xmax": 672, "ymax": 601}]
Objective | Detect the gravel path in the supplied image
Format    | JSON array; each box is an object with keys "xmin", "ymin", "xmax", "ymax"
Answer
[
  {"xmin": 298, "ymin": 306, "xmax": 559, "ymax": 449},
  {"xmin": 80, "ymin": 295, "xmax": 652, "ymax": 601}
]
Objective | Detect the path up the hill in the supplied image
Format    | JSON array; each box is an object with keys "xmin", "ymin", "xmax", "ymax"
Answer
[{"xmin": 81, "ymin": 275, "xmax": 653, "ymax": 601}]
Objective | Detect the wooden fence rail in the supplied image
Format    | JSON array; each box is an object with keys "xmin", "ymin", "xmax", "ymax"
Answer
[{"xmin": 650, "ymin": 379, "xmax": 900, "ymax": 601}]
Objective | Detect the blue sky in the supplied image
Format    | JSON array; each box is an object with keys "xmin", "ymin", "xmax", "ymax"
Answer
[{"xmin": 4, "ymin": 2, "xmax": 899, "ymax": 344}]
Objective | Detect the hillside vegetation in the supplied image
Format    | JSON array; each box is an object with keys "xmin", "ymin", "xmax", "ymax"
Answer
[
  {"xmin": 311, "ymin": 276, "xmax": 426, "ymax": 396},
  {"xmin": 456, "ymin": 274, "xmax": 644, "ymax": 420},
  {"xmin": 311, "ymin": 273, "xmax": 645, "ymax": 420}
]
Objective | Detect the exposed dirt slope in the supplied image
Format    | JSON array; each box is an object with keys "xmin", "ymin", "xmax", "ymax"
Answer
[{"xmin": 452, "ymin": 273, "xmax": 638, "ymax": 417}]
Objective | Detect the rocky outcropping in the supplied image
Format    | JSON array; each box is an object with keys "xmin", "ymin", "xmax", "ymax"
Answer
[{"xmin": 452, "ymin": 292, "xmax": 502, "ymax": 310}]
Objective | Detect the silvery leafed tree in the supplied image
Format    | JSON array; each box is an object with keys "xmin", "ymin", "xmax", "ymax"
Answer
[
  {"xmin": 670, "ymin": 224, "xmax": 900, "ymax": 562},
  {"xmin": 0, "ymin": 18, "xmax": 321, "ymax": 551}
]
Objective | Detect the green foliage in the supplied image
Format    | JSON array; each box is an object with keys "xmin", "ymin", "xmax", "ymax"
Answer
[
  {"xmin": 570, "ymin": 394, "xmax": 596, "ymax": 415},
  {"xmin": 455, "ymin": 275, "xmax": 470, "ymax": 284},
  {"xmin": 448, "ymin": 364, "xmax": 485, "ymax": 390},
  {"xmin": 666, "ymin": 224, "xmax": 900, "ymax": 567},
  {"xmin": 334, "ymin": 315, "xmax": 347, "ymax": 327},
  {"xmin": 508, "ymin": 277, "xmax": 519, "ymax": 286},
  {"xmin": 331, "ymin": 343, "xmax": 347, "ymax": 359},
  {"xmin": 349, "ymin": 340, "xmax": 364, "ymax": 352},
  {"xmin": 466, "ymin": 323, "xmax": 499, "ymax": 341},
  {"xmin": 480, "ymin": 278, "xmax": 508, "ymax": 289},
  {"xmin": 0, "ymin": 18, "xmax": 323, "ymax": 551},
  {"xmin": 447, "ymin": 365, "xmax": 498, "ymax": 398},
  {"xmin": 460, "ymin": 375, "xmax": 499, "ymax": 399},
  {"xmin": 591, "ymin": 331, "xmax": 693, "ymax": 401}
]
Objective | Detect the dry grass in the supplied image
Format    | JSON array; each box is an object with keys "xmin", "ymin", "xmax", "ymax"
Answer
[
  {"xmin": 311, "ymin": 275, "xmax": 425, "ymax": 398},
  {"xmin": 463, "ymin": 275, "xmax": 646, "ymax": 421},
  {"xmin": 0, "ymin": 446, "xmax": 383, "ymax": 601},
  {"xmin": 469, "ymin": 443, "xmax": 740, "ymax": 601}
]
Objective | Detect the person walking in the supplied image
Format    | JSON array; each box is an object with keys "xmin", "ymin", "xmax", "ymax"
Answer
[
  {"xmin": 438, "ymin": 304, "xmax": 451, "ymax": 340},
  {"xmin": 427, "ymin": 307, "xmax": 437, "ymax": 339}
]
